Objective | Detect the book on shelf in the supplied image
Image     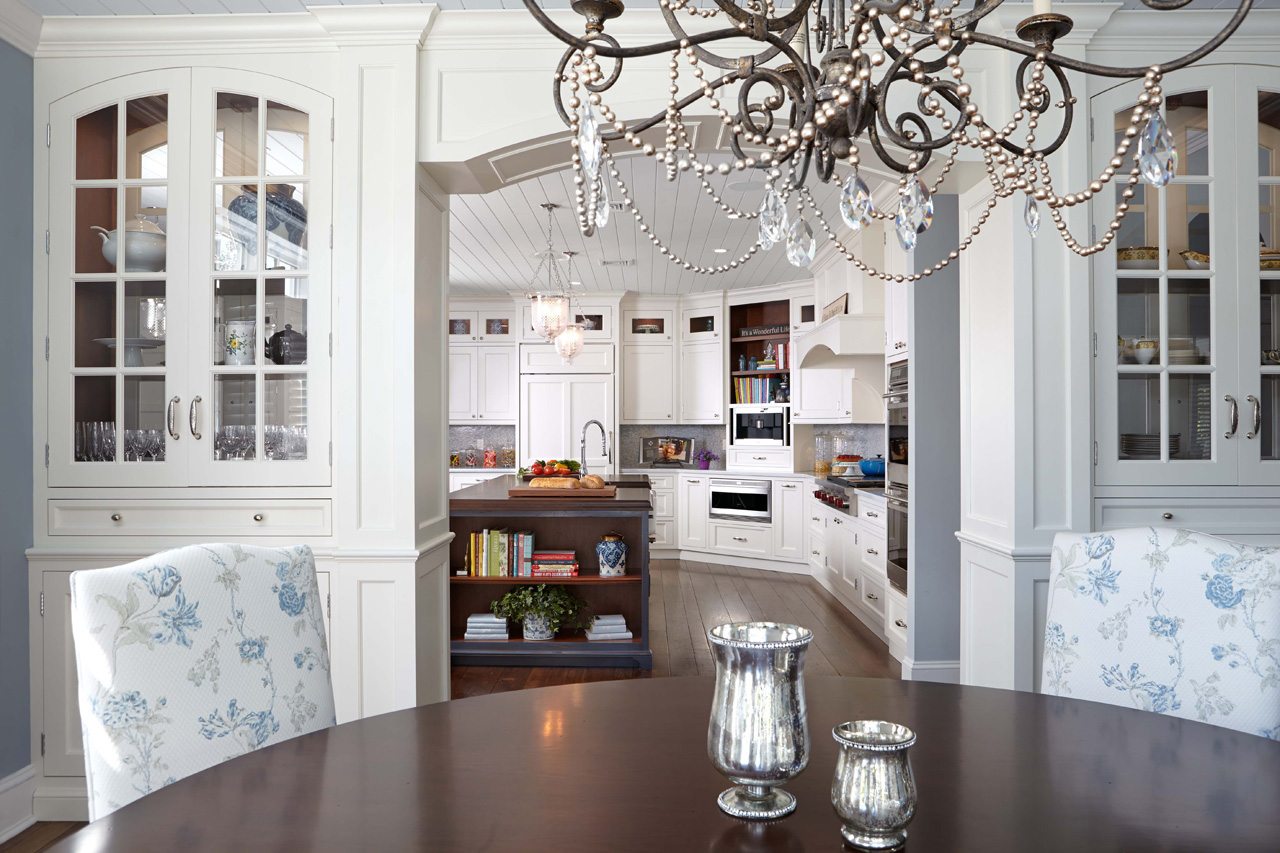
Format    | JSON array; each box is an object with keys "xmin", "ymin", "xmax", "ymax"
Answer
[
  {"xmin": 465, "ymin": 529, "xmax": 536, "ymax": 577},
  {"xmin": 591, "ymin": 614, "xmax": 626, "ymax": 628},
  {"xmin": 463, "ymin": 631, "xmax": 510, "ymax": 640},
  {"xmin": 585, "ymin": 629, "xmax": 633, "ymax": 641},
  {"xmin": 467, "ymin": 613, "xmax": 506, "ymax": 625}
]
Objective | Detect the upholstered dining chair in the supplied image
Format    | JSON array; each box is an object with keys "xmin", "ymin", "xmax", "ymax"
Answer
[
  {"xmin": 1041, "ymin": 527, "xmax": 1280, "ymax": 740},
  {"xmin": 69, "ymin": 543, "xmax": 336, "ymax": 820}
]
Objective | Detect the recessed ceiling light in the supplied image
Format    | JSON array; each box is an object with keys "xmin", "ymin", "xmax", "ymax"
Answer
[
  {"xmin": 714, "ymin": 248, "xmax": 728, "ymax": 254},
  {"xmin": 569, "ymin": 280, "xmax": 582, "ymax": 286}
]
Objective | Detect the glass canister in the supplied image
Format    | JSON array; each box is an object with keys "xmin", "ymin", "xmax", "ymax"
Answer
[
  {"xmin": 483, "ymin": 449, "xmax": 498, "ymax": 468},
  {"xmin": 498, "ymin": 446, "xmax": 516, "ymax": 468},
  {"xmin": 462, "ymin": 447, "xmax": 480, "ymax": 468},
  {"xmin": 833, "ymin": 434, "xmax": 851, "ymax": 462},
  {"xmin": 449, "ymin": 449, "xmax": 461, "ymax": 468},
  {"xmin": 814, "ymin": 433, "xmax": 832, "ymax": 477}
]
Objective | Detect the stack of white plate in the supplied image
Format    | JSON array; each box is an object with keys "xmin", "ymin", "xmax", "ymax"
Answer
[
  {"xmin": 1168, "ymin": 336, "xmax": 1205, "ymax": 365},
  {"xmin": 1120, "ymin": 433, "xmax": 1181, "ymax": 458}
]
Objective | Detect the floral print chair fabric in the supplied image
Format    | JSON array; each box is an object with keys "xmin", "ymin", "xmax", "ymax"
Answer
[
  {"xmin": 1042, "ymin": 528, "xmax": 1279, "ymax": 740},
  {"xmin": 69, "ymin": 544, "xmax": 336, "ymax": 820}
]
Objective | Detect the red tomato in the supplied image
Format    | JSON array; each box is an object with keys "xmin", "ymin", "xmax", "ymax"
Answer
[{"xmin": 531, "ymin": 463, "xmax": 545, "ymax": 475}]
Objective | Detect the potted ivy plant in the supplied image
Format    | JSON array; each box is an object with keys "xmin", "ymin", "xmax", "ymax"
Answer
[
  {"xmin": 693, "ymin": 448, "xmax": 720, "ymax": 470},
  {"xmin": 490, "ymin": 584, "xmax": 590, "ymax": 641}
]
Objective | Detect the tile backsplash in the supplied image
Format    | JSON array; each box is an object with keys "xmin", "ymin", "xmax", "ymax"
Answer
[
  {"xmin": 814, "ymin": 423, "xmax": 886, "ymax": 459},
  {"xmin": 448, "ymin": 425, "xmax": 516, "ymax": 464},
  {"xmin": 618, "ymin": 424, "xmax": 726, "ymax": 469}
]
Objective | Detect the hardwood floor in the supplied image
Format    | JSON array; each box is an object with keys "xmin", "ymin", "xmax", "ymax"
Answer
[
  {"xmin": 452, "ymin": 558, "xmax": 898, "ymax": 699},
  {"xmin": 3, "ymin": 558, "xmax": 895, "ymax": 852}
]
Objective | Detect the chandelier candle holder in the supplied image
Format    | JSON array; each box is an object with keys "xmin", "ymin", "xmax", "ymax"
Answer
[{"xmin": 524, "ymin": 0, "xmax": 1251, "ymax": 281}]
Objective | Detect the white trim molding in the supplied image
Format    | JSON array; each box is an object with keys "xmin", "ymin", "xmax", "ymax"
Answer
[
  {"xmin": 0, "ymin": 1, "xmax": 40, "ymax": 56},
  {"xmin": 0, "ymin": 765, "xmax": 37, "ymax": 843},
  {"xmin": 901, "ymin": 659, "xmax": 961, "ymax": 684}
]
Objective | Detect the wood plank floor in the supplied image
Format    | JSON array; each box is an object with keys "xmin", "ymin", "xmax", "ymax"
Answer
[
  {"xmin": 452, "ymin": 558, "xmax": 898, "ymax": 698},
  {"xmin": 4, "ymin": 559, "xmax": 895, "ymax": 852}
]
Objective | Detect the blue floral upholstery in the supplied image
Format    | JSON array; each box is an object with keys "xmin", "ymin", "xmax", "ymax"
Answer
[
  {"xmin": 1042, "ymin": 528, "xmax": 1280, "ymax": 740},
  {"xmin": 70, "ymin": 544, "xmax": 336, "ymax": 820}
]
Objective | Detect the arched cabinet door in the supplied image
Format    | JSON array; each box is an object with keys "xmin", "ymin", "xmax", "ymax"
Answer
[
  {"xmin": 186, "ymin": 69, "xmax": 333, "ymax": 487},
  {"xmin": 48, "ymin": 70, "xmax": 194, "ymax": 487}
]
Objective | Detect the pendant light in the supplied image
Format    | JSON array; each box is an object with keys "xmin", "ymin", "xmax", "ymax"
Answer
[
  {"xmin": 527, "ymin": 203, "xmax": 571, "ymax": 341},
  {"xmin": 554, "ymin": 250, "xmax": 586, "ymax": 364}
]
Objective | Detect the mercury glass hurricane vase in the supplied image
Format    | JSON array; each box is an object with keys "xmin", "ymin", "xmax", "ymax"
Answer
[
  {"xmin": 706, "ymin": 622, "xmax": 813, "ymax": 820},
  {"xmin": 830, "ymin": 720, "xmax": 918, "ymax": 850}
]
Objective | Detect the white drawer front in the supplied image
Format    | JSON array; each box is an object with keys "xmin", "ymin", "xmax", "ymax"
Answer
[
  {"xmin": 885, "ymin": 589, "xmax": 908, "ymax": 644},
  {"xmin": 520, "ymin": 343, "xmax": 614, "ymax": 373},
  {"xmin": 859, "ymin": 570, "xmax": 886, "ymax": 619},
  {"xmin": 652, "ymin": 490, "xmax": 676, "ymax": 518},
  {"xmin": 646, "ymin": 474, "xmax": 676, "ymax": 491},
  {"xmin": 49, "ymin": 500, "xmax": 332, "ymax": 537},
  {"xmin": 860, "ymin": 533, "xmax": 887, "ymax": 575},
  {"xmin": 807, "ymin": 501, "xmax": 825, "ymax": 534},
  {"xmin": 806, "ymin": 528, "xmax": 826, "ymax": 569},
  {"xmin": 726, "ymin": 447, "xmax": 792, "ymax": 470},
  {"xmin": 712, "ymin": 522, "xmax": 772, "ymax": 556},
  {"xmin": 857, "ymin": 498, "xmax": 887, "ymax": 530},
  {"xmin": 651, "ymin": 519, "xmax": 675, "ymax": 548},
  {"xmin": 1094, "ymin": 499, "xmax": 1280, "ymax": 542}
]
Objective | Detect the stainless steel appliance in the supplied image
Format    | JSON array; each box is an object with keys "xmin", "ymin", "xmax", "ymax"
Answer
[
  {"xmin": 885, "ymin": 360, "xmax": 908, "ymax": 491},
  {"xmin": 885, "ymin": 485, "xmax": 908, "ymax": 594},
  {"xmin": 709, "ymin": 478, "xmax": 772, "ymax": 523},
  {"xmin": 730, "ymin": 406, "xmax": 789, "ymax": 447}
]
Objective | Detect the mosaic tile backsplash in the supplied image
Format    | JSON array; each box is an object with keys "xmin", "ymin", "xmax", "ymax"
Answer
[
  {"xmin": 814, "ymin": 423, "xmax": 886, "ymax": 460},
  {"xmin": 448, "ymin": 425, "xmax": 517, "ymax": 467},
  {"xmin": 617, "ymin": 425, "xmax": 727, "ymax": 470}
]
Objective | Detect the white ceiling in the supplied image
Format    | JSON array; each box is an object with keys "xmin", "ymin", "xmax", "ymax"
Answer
[
  {"xmin": 449, "ymin": 154, "xmax": 857, "ymax": 297},
  {"xmin": 16, "ymin": 0, "xmax": 1277, "ymax": 16}
]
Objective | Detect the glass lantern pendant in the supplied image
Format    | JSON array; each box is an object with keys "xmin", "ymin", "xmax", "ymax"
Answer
[
  {"xmin": 894, "ymin": 174, "xmax": 934, "ymax": 251},
  {"xmin": 786, "ymin": 217, "xmax": 816, "ymax": 268},
  {"xmin": 554, "ymin": 322, "xmax": 586, "ymax": 364},
  {"xmin": 1024, "ymin": 196, "xmax": 1041, "ymax": 238},
  {"xmin": 577, "ymin": 104, "xmax": 603, "ymax": 180},
  {"xmin": 759, "ymin": 188, "xmax": 787, "ymax": 248},
  {"xmin": 839, "ymin": 171, "xmax": 874, "ymax": 232},
  {"xmin": 1137, "ymin": 111, "xmax": 1177, "ymax": 187},
  {"xmin": 531, "ymin": 293, "xmax": 570, "ymax": 341}
]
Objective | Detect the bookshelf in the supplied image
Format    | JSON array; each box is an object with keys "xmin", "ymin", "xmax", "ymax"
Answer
[{"xmin": 729, "ymin": 299, "xmax": 792, "ymax": 406}]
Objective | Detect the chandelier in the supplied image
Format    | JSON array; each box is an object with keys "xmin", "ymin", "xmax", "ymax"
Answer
[{"xmin": 523, "ymin": 0, "xmax": 1252, "ymax": 282}]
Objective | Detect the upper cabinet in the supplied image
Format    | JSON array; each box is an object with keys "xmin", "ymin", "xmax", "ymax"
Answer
[
  {"xmin": 682, "ymin": 305, "xmax": 721, "ymax": 342},
  {"xmin": 49, "ymin": 69, "xmax": 332, "ymax": 488},
  {"xmin": 449, "ymin": 308, "xmax": 517, "ymax": 343},
  {"xmin": 1093, "ymin": 65, "xmax": 1280, "ymax": 487}
]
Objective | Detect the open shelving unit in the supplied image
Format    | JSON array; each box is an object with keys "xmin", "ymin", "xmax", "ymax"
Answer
[{"xmin": 729, "ymin": 300, "xmax": 792, "ymax": 405}]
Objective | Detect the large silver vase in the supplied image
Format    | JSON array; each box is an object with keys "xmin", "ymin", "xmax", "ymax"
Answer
[{"xmin": 707, "ymin": 622, "xmax": 813, "ymax": 820}]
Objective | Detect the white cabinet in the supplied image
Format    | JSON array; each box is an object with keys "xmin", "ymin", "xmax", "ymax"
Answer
[
  {"xmin": 771, "ymin": 479, "xmax": 805, "ymax": 562},
  {"xmin": 680, "ymin": 341, "xmax": 724, "ymax": 423},
  {"xmin": 681, "ymin": 306, "xmax": 722, "ymax": 342},
  {"xmin": 885, "ymin": 587, "xmax": 908, "ymax": 661},
  {"xmin": 712, "ymin": 522, "xmax": 772, "ymax": 557},
  {"xmin": 791, "ymin": 294, "xmax": 818, "ymax": 334},
  {"xmin": 41, "ymin": 572, "xmax": 82, "ymax": 778},
  {"xmin": 449, "ymin": 345, "xmax": 516, "ymax": 424},
  {"xmin": 520, "ymin": 343, "xmax": 614, "ymax": 374},
  {"xmin": 520, "ymin": 304, "xmax": 615, "ymax": 342},
  {"xmin": 827, "ymin": 512, "xmax": 859, "ymax": 602},
  {"xmin": 885, "ymin": 279, "xmax": 909, "ymax": 359},
  {"xmin": 448, "ymin": 471, "xmax": 506, "ymax": 493},
  {"xmin": 449, "ymin": 308, "xmax": 516, "ymax": 343},
  {"xmin": 623, "ymin": 309, "xmax": 674, "ymax": 342},
  {"xmin": 519, "ymin": 374, "xmax": 614, "ymax": 472},
  {"xmin": 678, "ymin": 474, "xmax": 710, "ymax": 550},
  {"xmin": 648, "ymin": 472, "xmax": 677, "ymax": 549},
  {"xmin": 622, "ymin": 345, "xmax": 677, "ymax": 423},
  {"xmin": 792, "ymin": 366, "xmax": 853, "ymax": 423}
]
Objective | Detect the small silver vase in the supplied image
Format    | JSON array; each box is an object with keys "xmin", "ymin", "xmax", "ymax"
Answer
[
  {"xmin": 830, "ymin": 721, "xmax": 918, "ymax": 850},
  {"xmin": 707, "ymin": 622, "xmax": 813, "ymax": 820}
]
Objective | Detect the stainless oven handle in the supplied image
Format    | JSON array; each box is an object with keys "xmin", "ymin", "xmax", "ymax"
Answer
[{"xmin": 887, "ymin": 498, "xmax": 908, "ymax": 511}]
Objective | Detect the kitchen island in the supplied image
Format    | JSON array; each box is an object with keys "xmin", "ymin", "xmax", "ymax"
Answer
[{"xmin": 448, "ymin": 474, "xmax": 653, "ymax": 669}]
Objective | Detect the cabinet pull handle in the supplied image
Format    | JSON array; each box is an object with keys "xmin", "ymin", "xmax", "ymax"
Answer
[
  {"xmin": 866, "ymin": 511, "xmax": 878, "ymax": 518},
  {"xmin": 1225, "ymin": 395, "xmax": 1238, "ymax": 438},
  {"xmin": 752, "ymin": 456, "xmax": 767, "ymax": 461},
  {"xmin": 866, "ymin": 592, "xmax": 879, "ymax": 601},
  {"xmin": 894, "ymin": 618, "xmax": 907, "ymax": 629},
  {"xmin": 811, "ymin": 550, "xmax": 820, "ymax": 555},
  {"xmin": 649, "ymin": 535, "xmax": 657, "ymax": 544},
  {"xmin": 188, "ymin": 396, "xmax": 202, "ymax": 440},
  {"xmin": 867, "ymin": 548, "xmax": 879, "ymax": 555},
  {"xmin": 110, "ymin": 513, "xmax": 122, "ymax": 522},
  {"xmin": 782, "ymin": 484, "xmax": 796, "ymax": 489},
  {"xmin": 732, "ymin": 536, "xmax": 747, "ymax": 543},
  {"xmin": 833, "ymin": 518, "xmax": 842, "ymax": 525},
  {"xmin": 1161, "ymin": 512, "xmax": 1173, "ymax": 521},
  {"xmin": 166, "ymin": 396, "xmax": 181, "ymax": 441},
  {"xmin": 1247, "ymin": 394, "xmax": 1261, "ymax": 440},
  {"xmin": 253, "ymin": 514, "xmax": 264, "ymax": 522},
  {"xmin": 811, "ymin": 516, "xmax": 820, "ymax": 522}
]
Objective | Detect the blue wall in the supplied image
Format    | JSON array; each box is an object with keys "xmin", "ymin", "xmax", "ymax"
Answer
[{"xmin": 0, "ymin": 37, "xmax": 34, "ymax": 778}]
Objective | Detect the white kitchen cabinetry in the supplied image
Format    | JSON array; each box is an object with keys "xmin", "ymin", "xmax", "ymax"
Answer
[
  {"xmin": 791, "ymin": 294, "xmax": 818, "ymax": 334},
  {"xmin": 448, "ymin": 471, "xmax": 507, "ymax": 493},
  {"xmin": 680, "ymin": 341, "xmax": 724, "ymax": 423},
  {"xmin": 647, "ymin": 473, "xmax": 677, "ymax": 549},
  {"xmin": 681, "ymin": 305, "xmax": 722, "ymax": 342},
  {"xmin": 884, "ymin": 260, "xmax": 909, "ymax": 360},
  {"xmin": 678, "ymin": 474, "xmax": 710, "ymax": 550},
  {"xmin": 1093, "ymin": 66, "xmax": 1280, "ymax": 488},
  {"xmin": 519, "ymin": 374, "xmax": 614, "ymax": 472},
  {"xmin": 449, "ymin": 345, "xmax": 517, "ymax": 424},
  {"xmin": 449, "ymin": 308, "xmax": 516, "ymax": 343},
  {"xmin": 791, "ymin": 367, "xmax": 852, "ymax": 423},
  {"xmin": 623, "ymin": 309, "xmax": 674, "ymax": 342},
  {"xmin": 520, "ymin": 303, "xmax": 615, "ymax": 342},
  {"xmin": 622, "ymin": 345, "xmax": 677, "ymax": 423},
  {"xmin": 826, "ymin": 512, "xmax": 859, "ymax": 602},
  {"xmin": 771, "ymin": 479, "xmax": 805, "ymax": 561},
  {"xmin": 885, "ymin": 587, "xmax": 909, "ymax": 660}
]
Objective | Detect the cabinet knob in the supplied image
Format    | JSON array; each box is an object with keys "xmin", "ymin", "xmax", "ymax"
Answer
[
  {"xmin": 811, "ymin": 550, "xmax": 820, "ymax": 555},
  {"xmin": 110, "ymin": 513, "xmax": 122, "ymax": 522},
  {"xmin": 894, "ymin": 618, "xmax": 907, "ymax": 629},
  {"xmin": 1161, "ymin": 512, "xmax": 1173, "ymax": 521},
  {"xmin": 253, "ymin": 513, "xmax": 264, "ymax": 522},
  {"xmin": 833, "ymin": 518, "xmax": 842, "ymax": 525},
  {"xmin": 649, "ymin": 536, "xmax": 657, "ymax": 544}
]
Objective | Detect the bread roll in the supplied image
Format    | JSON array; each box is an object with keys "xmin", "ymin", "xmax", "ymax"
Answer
[
  {"xmin": 580, "ymin": 474, "xmax": 606, "ymax": 490},
  {"xmin": 529, "ymin": 477, "xmax": 580, "ymax": 489}
]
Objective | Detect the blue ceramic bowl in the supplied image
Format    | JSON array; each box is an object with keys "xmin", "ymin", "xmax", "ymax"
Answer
[{"xmin": 859, "ymin": 458, "xmax": 885, "ymax": 477}]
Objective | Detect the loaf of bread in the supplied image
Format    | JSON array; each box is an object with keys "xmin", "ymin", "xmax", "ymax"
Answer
[
  {"xmin": 580, "ymin": 474, "xmax": 606, "ymax": 490},
  {"xmin": 529, "ymin": 477, "xmax": 580, "ymax": 489}
]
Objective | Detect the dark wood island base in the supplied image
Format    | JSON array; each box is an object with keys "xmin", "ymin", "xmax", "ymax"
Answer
[{"xmin": 448, "ymin": 475, "xmax": 653, "ymax": 669}]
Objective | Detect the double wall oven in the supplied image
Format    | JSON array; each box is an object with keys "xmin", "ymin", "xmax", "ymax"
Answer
[{"xmin": 884, "ymin": 361, "xmax": 908, "ymax": 594}]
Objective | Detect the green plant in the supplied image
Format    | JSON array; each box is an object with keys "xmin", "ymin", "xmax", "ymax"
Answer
[{"xmin": 490, "ymin": 584, "xmax": 590, "ymax": 633}]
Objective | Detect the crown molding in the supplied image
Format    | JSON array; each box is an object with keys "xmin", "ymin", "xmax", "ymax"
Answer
[
  {"xmin": 0, "ymin": 1, "xmax": 41, "ymax": 57},
  {"xmin": 308, "ymin": 4, "xmax": 439, "ymax": 48}
]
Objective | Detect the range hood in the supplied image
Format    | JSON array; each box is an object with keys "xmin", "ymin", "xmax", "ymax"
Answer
[{"xmin": 794, "ymin": 314, "xmax": 886, "ymax": 423}]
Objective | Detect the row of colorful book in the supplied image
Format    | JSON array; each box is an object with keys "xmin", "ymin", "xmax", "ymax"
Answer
[
  {"xmin": 733, "ymin": 375, "xmax": 783, "ymax": 404},
  {"xmin": 529, "ymin": 550, "xmax": 579, "ymax": 577},
  {"xmin": 461, "ymin": 528, "xmax": 583, "ymax": 577}
]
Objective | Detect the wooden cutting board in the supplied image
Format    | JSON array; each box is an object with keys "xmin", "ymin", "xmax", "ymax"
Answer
[{"xmin": 507, "ymin": 485, "xmax": 618, "ymax": 498}]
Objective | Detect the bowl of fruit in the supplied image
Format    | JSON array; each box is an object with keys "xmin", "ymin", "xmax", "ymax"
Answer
[{"xmin": 521, "ymin": 459, "xmax": 582, "ymax": 480}]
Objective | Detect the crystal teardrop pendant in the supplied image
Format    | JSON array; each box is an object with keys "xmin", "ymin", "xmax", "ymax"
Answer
[
  {"xmin": 1024, "ymin": 195, "xmax": 1041, "ymax": 237},
  {"xmin": 759, "ymin": 188, "xmax": 788, "ymax": 246},
  {"xmin": 786, "ymin": 217, "xmax": 816, "ymax": 268},
  {"xmin": 1137, "ymin": 111, "xmax": 1177, "ymax": 188},
  {"xmin": 839, "ymin": 171, "xmax": 874, "ymax": 232},
  {"xmin": 577, "ymin": 103, "xmax": 603, "ymax": 179},
  {"xmin": 594, "ymin": 175, "xmax": 610, "ymax": 229},
  {"xmin": 894, "ymin": 174, "xmax": 933, "ymax": 251}
]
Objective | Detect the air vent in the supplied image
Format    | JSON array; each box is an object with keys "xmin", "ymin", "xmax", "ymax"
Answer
[
  {"xmin": 600, "ymin": 259, "xmax": 636, "ymax": 268},
  {"xmin": 609, "ymin": 201, "xmax": 626, "ymax": 211}
]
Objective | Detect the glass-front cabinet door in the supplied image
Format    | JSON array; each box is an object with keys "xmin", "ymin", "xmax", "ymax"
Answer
[
  {"xmin": 190, "ymin": 70, "xmax": 331, "ymax": 486},
  {"xmin": 1093, "ymin": 68, "xmax": 1241, "ymax": 486},
  {"xmin": 49, "ymin": 70, "xmax": 192, "ymax": 487}
]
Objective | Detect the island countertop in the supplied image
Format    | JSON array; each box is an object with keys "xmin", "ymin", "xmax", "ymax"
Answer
[{"xmin": 449, "ymin": 474, "xmax": 653, "ymax": 512}]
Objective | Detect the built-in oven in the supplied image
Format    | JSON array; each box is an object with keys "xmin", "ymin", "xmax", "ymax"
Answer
[
  {"xmin": 709, "ymin": 478, "xmax": 772, "ymax": 523},
  {"xmin": 885, "ymin": 387, "xmax": 908, "ymax": 490},
  {"xmin": 885, "ymin": 485, "xmax": 908, "ymax": 594}
]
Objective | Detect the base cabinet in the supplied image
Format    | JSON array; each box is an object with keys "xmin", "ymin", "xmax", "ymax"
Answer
[
  {"xmin": 771, "ymin": 479, "xmax": 805, "ymax": 561},
  {"xmin": 677, "ymin": 475, "xmax": 710, "ymax": 550}
]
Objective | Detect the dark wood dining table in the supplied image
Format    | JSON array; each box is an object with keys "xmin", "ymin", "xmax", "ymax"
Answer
[{"xmin": 52, "ymin": 675, "xmax": 1280, "ymax": 852}]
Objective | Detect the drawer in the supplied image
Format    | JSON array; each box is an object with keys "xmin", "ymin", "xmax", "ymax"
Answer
[
  {"xmin": 651, "ymin": 490, "xmax": 675, "ymax": 518},
  {"xmin": 711, "ymin": 522, "xmax": 772, "ymax": 556},
  {"xmin": 885, "ymin": 588, "xmax": 908, "ymax": 645},
  {"xmin": 650, "ymin": 519, "xmax": 675, "ymax": 549},
  {"xmin": 806, "ymin": 528, "xmax": 825, "ymax": 570},
  {"xmin": 807, "ymin": 500, "xmax": 825, "ymax": 534},
  {"xmin": 1094, "ymin": 498, "xmax": 1280, "ymax": 542},
  {"xmin": 726, "ymin": 447, "xmax": 792, "ymax": 471},
  {"xmin": 857, "ymin": 498, "xmax": 887, "ymax": 530},
  {"xmin": 48, "ymin": 500, "xmax": 332, "ymax": 537},
  {"xmin": 520, "ymin": 343, "xmax": 614, "ymax": 373},
  {"xmin": 859, "ymin": 530, "xmax": 887, "ymax": 575},
  {"xmin": 858, "ymin": 569, "xmax": 886, "ymax": 620},
  {"xmin": 646, "ymin": 474, "xmax": 676, "ymax": 491}
]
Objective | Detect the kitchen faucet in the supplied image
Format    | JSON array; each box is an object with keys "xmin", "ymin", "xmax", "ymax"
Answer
[{"xmin": 580, "ymin": 419, "xmax": 610, "ymax": 476}]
